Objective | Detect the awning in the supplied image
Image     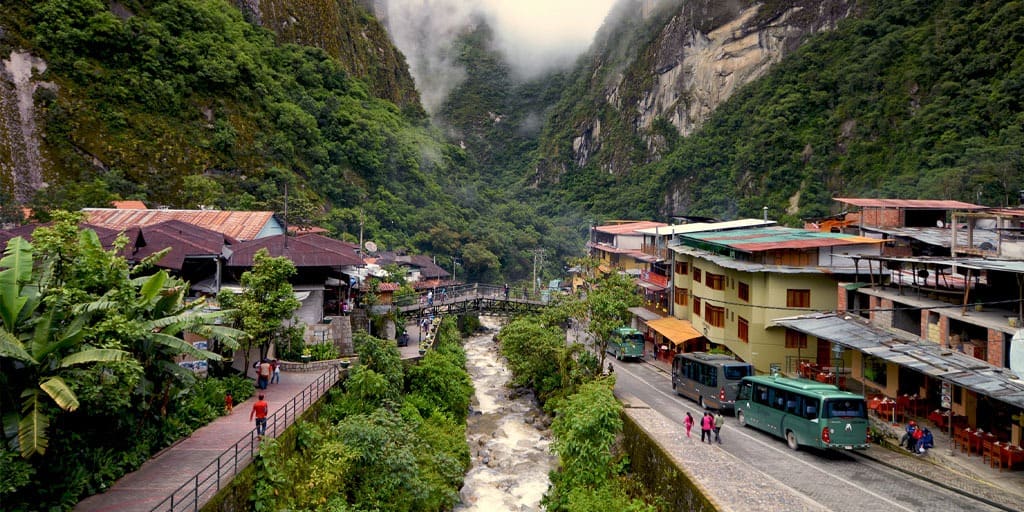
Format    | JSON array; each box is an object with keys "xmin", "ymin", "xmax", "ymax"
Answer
[
  {"xmin": 772, "ymin": 313, "xmax": 1024, "ymax": 410},
  {"xmin": 636, "ymin": 279, "xmax": 667, "ymax": 292},
  {"xmin": 628, "ymin": 307, "xmax": 663, "ymax": 322},
  {"xmin": 646, "ymin": 317, "xmax": 702, "ymax": 347}
]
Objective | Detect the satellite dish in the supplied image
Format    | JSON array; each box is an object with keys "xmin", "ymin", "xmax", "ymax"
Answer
[
  {"xmin": 364, "ymin": 241, "xmax": 378, "ymax": 253},
  {"xmin": 1010, "ymin": 330, "xmax": 1024, "ymax": 379}
]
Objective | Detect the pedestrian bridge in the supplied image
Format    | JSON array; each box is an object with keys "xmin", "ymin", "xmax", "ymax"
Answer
[{"xmin": 393, "ymin": 283, "xmax": 549, "ymax": 318}]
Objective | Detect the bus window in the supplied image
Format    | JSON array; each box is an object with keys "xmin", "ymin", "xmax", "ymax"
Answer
[
  {"xmin": 738, "ymin": 382, "xmax": 752, "ymax": 401},
  {"xmin": 785, "ymin": 394, "xmax": 801, "ymax": 415},
  {"xmin": 804, "ymin": 402, "xmax": 818, "ymax": 419},
  {"xmin": 824, "ymin": 399, "xmax": 866, "ymax": 419},
  {"xmin": 724, "ymin": 365, "xmax": 752, "ymax": 381},
  {"xmin": 768, "ymin": 389, "xmax": 786, "ymax": 411},
  {"xmin": 753, "ymin": 383, "xmax": 769, "ymax": 405}
]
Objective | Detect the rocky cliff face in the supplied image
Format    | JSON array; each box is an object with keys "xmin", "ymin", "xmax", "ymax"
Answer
[
  {"xmin": 535, "ymin": 0, "xmax": 858, "ymax": 183},
  {"xmin": 0, "ymin": 51, "xmax": 51, "ymax": 204}
]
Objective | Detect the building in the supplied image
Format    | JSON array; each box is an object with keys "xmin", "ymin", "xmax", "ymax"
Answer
[{"xmin": 669, "ymin": 225, "xmax": 885, "ymax": 373}]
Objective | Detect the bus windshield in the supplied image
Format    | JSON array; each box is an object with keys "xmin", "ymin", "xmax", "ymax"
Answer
[
  {"xmin": 623, "ymin": 334, "xmax": 644, "ymax": 344},
  {"xmin": 823, "ymin": 398, "xmax": 867, "ymax": 419},
  {"xmin": 723, "ymin": 365, "xmax": 752, "ymax": 381}
]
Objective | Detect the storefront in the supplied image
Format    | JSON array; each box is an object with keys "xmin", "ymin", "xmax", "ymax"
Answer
[{"xmin": 646, "ymin": 316, "xmax": 705, "ymax": 362}]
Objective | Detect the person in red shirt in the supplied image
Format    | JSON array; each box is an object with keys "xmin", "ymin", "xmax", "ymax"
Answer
[{"xmin": 250, "ymin": 394, "xmax": 269, "ymax": 437}]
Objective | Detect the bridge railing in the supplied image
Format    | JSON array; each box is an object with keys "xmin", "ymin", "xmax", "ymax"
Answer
[
  {"xmin": 393, "ymin": 283, "xmax": 545, "ymax": 307},
  {"xmin": 149, "ymin": 366, "xmax": 342, "ymax": 512}
]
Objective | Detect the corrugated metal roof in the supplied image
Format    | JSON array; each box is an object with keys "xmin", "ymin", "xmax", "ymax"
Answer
[
  {"xmin": 834, "ymin": 198, "xmax": 985, "ymax": 209},
  {"xmin": 671, "ymin": 246, "xmax": 879, "ymax": 275},
  {"xmin": 635, "ymin": 218, "xmax": 776, "ymax": 235},
  {"xmin": 772, "ymin": 313, "xmax": 1024, "ymax": 409},
  {"xmin": 83, "ymin": 208, "xmax": 278, "ymax": 241},
  {"xmin": 131, "ymin": 220, "xmax": 235, "ymax": 270},
  {"xmin": 595, "ymin": 221, "xmax": 668, "ymax": 235},
  {"xmin": 855, "ymin": 255, "xmax": 1024, "ymax": 274},
  {"xmin": 111, "ymin": 200, "xmax": 148, "ymax": 209},
  {"xmin": 228, "ymin": 234, "xmax": 363, "ymax": 268},
  {"xmin": 857, "ymin": 225, "xmax": 997, "ymax": 249},
  {"xmin": 681, "ymin": 226, "xmax": 884, "ymax": 252}
]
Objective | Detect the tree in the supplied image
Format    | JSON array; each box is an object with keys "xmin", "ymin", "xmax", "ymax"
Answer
[{"xmin": 218, "ymin": 249, "xmax": 301, "ymax": 369}]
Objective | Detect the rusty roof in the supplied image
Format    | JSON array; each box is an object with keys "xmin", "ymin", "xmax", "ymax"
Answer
[
  {"xmin": 130, "ymin": 220, "xmax": 235, "ymax": 270},
  {"xmin": 595, "ymin": 221, "xmax": 668, "ymax": 235},
  {"xmin": 83, "ymin": 208, "xmax": 278, "ymax": 241},
  {"xmin": 834, "ymin": 198, "xmax": 985, "ymax": 209},
  {"xmin": 228, "ymin": 234, "xmax": 363, "ymax": 268},
  {"xmin": 681, "ymin": 226, "xmax": 883, "ymax": 252},
  {"xmin": 374, "ymin": 252, "xmax": 450, "ymax": 279},
  {"xmin": 0, "ymin": 223, "xmax": 126, "ymax": 253},
  {"xmin": 111, "ymin": 200, "xmax": 148, "ymax": 209}
]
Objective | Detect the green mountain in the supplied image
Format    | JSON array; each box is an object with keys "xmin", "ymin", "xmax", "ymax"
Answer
[{"xmin": 529, "ymin": 0, "xmax": 1024, "ymax": 224}]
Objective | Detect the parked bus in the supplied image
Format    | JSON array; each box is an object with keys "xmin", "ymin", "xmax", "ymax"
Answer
[
  {"xmin": 671, "ymin": 352, "xmax": 753, "ymax": 411},
  {"xmin": 607, "ymin": 327, "xmax": 645, "ymax": 360},
  {"xmin": 735, "ymin": 375, "xmax": 870, "ymax": 451}
]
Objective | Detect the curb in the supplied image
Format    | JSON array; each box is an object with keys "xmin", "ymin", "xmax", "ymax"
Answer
[{"xmin": 854, "ymin": 443, "xmax": 1018, "ymax": 512}]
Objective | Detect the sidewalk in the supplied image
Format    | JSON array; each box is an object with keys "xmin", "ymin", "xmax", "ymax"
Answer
[
  {"xmin": 75, "ymin": 368, "xmax": 334, "ymax": 512},
  {"xmin": 640, "ymin": 356, "xmax": 1024, "ymax": 511}
]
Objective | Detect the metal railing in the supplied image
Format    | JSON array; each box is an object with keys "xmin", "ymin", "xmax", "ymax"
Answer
[{"xmin": 149, "ymin": 366, "xmax": 343, "ymax": 512}]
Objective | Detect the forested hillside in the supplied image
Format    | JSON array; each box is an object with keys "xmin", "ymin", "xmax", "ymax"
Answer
[
  {"xmin": 0, "ymin": 0, "xmax": 582, "ymax": 283},
  {"xmin": 536, "ymin": 0, "xmax": 1024, "ymax": 224}
]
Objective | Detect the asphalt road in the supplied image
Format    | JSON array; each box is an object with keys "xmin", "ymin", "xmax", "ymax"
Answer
[{"xmin": 613, "ymin": 359, "xmax": 1002, "ymax": 512}]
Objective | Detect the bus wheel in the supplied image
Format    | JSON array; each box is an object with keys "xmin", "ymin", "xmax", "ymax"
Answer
[
  {"xmin": 786, "ymin": 431, "xmax": 799, "ymax": 451},
  {"xmin": 737, "ymin": 410, "xmax": 746, "ymax": 426}
]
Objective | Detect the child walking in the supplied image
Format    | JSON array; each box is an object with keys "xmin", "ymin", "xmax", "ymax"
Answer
[
  {"xmin": 224, "ymin": 391, "xmax": 233, "ymax": 414},
  {"xmin": 684, "ymin": 412, "xmax": 694, "ymax": 438}
]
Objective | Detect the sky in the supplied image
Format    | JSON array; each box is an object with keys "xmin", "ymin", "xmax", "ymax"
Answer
[{"xmin": 383, "ymin": 0, "xmax": 618, "ymax": 114}]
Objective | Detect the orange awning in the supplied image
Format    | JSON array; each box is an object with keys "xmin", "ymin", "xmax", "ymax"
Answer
[{"xmin": 646, "ymin": 317, "xmax": 702, "ymax": 346}]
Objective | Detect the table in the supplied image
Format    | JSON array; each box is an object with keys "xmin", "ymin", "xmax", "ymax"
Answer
[
  {"xmin": 966, "ymin": 430, "xmax": 997, "ymax": 457},
  {"xmin": 994, "ymin": 444, "xmax": 1024, "ymax": 471},
  {"xmin": 928, "ymin": 409, "xmax": 966, "ymax": 430}
]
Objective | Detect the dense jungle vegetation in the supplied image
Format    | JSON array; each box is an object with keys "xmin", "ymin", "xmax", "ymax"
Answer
[
  {"xmin": 0, "ymin": 213, "xmax": 256, "ymax": 510},
  {"xmin": 249, "ymin": 320, "xmax": 473, "ymax": 511},
  {"xmin": 536, "ymin": 0, "xmax": 1024, "ymax": 225},
  {"xmin": 0, "ymin": 0, "xmax": 581, "ymax": 284}
]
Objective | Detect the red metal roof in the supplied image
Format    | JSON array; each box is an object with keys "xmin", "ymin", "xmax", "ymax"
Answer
[
  {"xmin": 83, "ymin": 208, "xmax": 277, "ymax": 241},
  {"xmin": 595, "ymin": 221, "xmax": 668, "ymax": 235},
  {"xmin": 227, "ymin": 234, "xmax": 363, "ymax": 268},
  {"xmin": 111, "ymin": 200, "xmax": 148, "ymax": 209},
  {"xmin": 833, "ymin": 198, "xmax": 985, "ymax": 209}
]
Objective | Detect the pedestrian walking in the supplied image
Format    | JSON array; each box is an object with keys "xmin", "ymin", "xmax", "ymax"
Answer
[
  {"xmin": 714, "ymin": 411, "xmax": 724, "ymax": 444},
  {"xmin": 427, "ymin": 290, "xmax": 433, "ymax": 306},
  {"xmin": 504, "ymin": 283, "xmax": 510, "ymax": 299},
  {"xmin": 270, "ymin": 359, "xmax": 281, "ymax": 384},
  {"xmin": 684, "ymin": 412, "xmax": 694, "ymax": 438},
  {"xmin": 224, "ymin": 391, "xmax": 233, "ymax": 414},
  {"xmin": 250, "ymin": 394, "xmax": 269, "ymax": 437},
  {"xmin": 701, "ymin": 412, "xmax": 713, "ymax": 443},
  {"xmin": 256, "ymin": 359, "xmax": 271, "ymax": 389}
]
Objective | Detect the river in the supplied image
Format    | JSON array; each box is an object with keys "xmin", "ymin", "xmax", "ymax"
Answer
[{"xmin": 455, "ymin": 317, "xmax": 557, "ymax": 512}]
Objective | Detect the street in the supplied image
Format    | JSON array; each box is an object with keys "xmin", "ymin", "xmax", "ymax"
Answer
[{"xmin": 613, "ymin": 360, "xmax": 1002, "ymax": 512}]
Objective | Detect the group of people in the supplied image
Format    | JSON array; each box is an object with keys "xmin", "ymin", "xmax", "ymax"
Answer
[
  {"xmin": 253, "ymin": 358, "xmax": 281, "ymax": 390},
  {"xmin": 684, "ymin": 411, "xmax": 725, "ymax": 444},
  {"xmin": 900, "ymin": 420, "xmax": 934, "ymax": 454}
]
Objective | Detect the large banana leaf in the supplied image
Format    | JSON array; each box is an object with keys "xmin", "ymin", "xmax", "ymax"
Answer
[
  {"xmin": 58, "ymin": 348, "xmax": 130, "ymax": 368},
  {"xmin": 0, "ymin": 327, "xmax": 33, "ymax": 363},
  {"xmin": 146, "ymin": 332, "xmax": 223, "ymax": 361},
  {"xmin": 39, "ymin": 376, "xmax": 79, "ymax": 412},
  {"xmin": 0, "ymin": 237, "xmax": 33, "ymax": 332},
  {"xmin": 18, "ymin": 390, "xmax": 49, "ymax": 457}
]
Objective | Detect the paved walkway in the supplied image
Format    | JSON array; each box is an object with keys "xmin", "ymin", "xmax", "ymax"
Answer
[
  {"xmin": 642, "ymin": 355, "xmax": 1024, "ymax": 511},
  {"xmin": 75, "ymin": 368, "xmax": 336, "ymax": 512}
]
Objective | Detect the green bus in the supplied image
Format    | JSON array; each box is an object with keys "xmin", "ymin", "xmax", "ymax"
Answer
[
  {"xmin": 735, "ymin": 375, "xmax": 870, "ymax": 451},
  {"xmin": 607, "ymin": 327, "xmax": 645, "ymax": 360}
]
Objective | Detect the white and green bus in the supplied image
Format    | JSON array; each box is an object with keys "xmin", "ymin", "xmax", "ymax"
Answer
[
  {"xmin": 608, "ymin": 327, "xmax": 645, "ymax": 360},
  {"xmin": 735, "ymin": 375, "xmax": 870, "ymax": 451}
]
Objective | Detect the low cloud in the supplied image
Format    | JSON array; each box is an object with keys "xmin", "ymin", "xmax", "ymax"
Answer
[{"xmin": 382, "ymin": 0, "xmax": 616, "ymax": 114}]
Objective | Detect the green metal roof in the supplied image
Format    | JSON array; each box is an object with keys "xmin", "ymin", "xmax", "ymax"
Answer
[{"xmin": 679, "ymin": 226, "xmax": 881, "ymax": 253}]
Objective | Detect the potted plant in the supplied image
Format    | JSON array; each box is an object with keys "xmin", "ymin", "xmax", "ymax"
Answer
[{"xmin": 301, "ymin": 347, "xmax": 312, "ymax": 364}]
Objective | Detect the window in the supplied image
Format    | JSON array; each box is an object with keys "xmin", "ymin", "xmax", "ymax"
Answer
[
  {"xmin": 674, "ymin": 287, "xmax": 688, "ymax": 306},
  {"xmin": 675, "ymin": 261, "xmax": 688, "ymax": 275},
  {"xmin": 785, "ymin": 329, "xmax": 808, "ymax": 349},
  {"xmin": 706, "ymin": 273, "xmax": 724, "ymax": 290},
  {"xmin": 787, "ymin": 289, "xmax": 810, "ymax": 308},
  {"xmin": 738, "ymin": 282, "xmax": 750, "ymax": 302},
  {"xmin": 705, "ymin": 304, "xmax": 725, "ymax": 327},
  {"xmin": 692, "ymin": 297, "xmax": 701, "ymax": 317},
  {"xmin": 738, "ymin": 317, "xmax": 749, "ymax": 343},
  {"xmin": 693, "ymin": 267, "xmax": 702, "ymax": 282}
]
